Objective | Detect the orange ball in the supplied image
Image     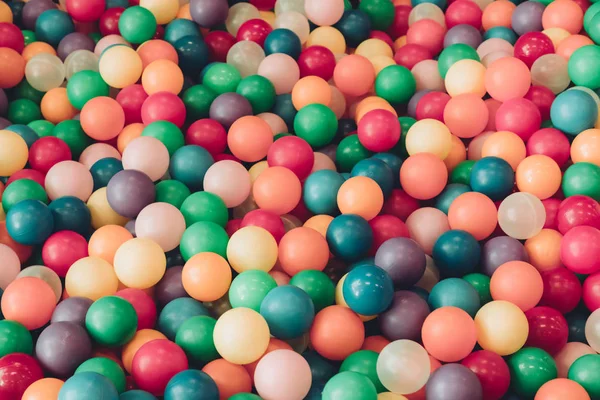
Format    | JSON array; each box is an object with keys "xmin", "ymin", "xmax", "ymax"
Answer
[
  {"xmin": 443, "ymin": 94, "xmax": 489, "ymax": 138},
  {"xmin": 182, "ymin": 252, "xmax": 232, "ymax": 302},
  {"xmin": 22, "ymin": 42, "xmax": 57, "ymax": 62},
  {"xmin": 303, "ymin": 214, "xmax": 334, "ymax": 237},
  {"xmin": 333, "ymin": 54, "xmax": 376, "ymax": 97},
  {"xmin": 41, "ymin": 87, "xmax": 78, "ymax": 124},
  {"xmin": 80, "ymin": 96, "xmax": 126, "ymax": 141},
  {"xmin": 524, "ymin": 229, "xmax": 563, "ymax": 272},
  {"xmin": 121, "ymin": 329, "xmax": 167, "ymax": 373},
  {"xmin": 117, "ymin": 123, "xmax": 145, "ymax": 153},
  {"xmin": 484, "ymin": 57, "xmax": 531, "ymax": 102},
  {"xmin": 253, "ymin": 166, "xmax": 302, "ymax": 215},
  {"xmin": 22, "ymin": 378, "xmax": 64, "ymax": 400},
  {"xmin": 422, "ymin": 306, "xmax": 477, "ymax": 362},
  {"xmin": 244, "ymin": 338, "xmax": 292, "ymax": 377},
  {"xmin": 141, "ymin": 59, "xmax": 184, "ymax": 95},
  {"xmin": 355, "ymin": 98, "xmax": 397, "ymax": 123},
  {"xmin": 516, "ymin": 155, "xmax": 562, "ymax": 200},
  {"xmin": 0, "ymin": 48, "xmax": 25, "ymax": 89},
  {"xmin": 542, "ymin": 0, "xmax": 583, "ymax": 34},
  {"xmin": 448, "ymin": 192, "xmax": 498, "ymax": 240},
  {"xmin": 571, "ymin": 128, "xmax": 600, "ymax": 166},
  {"xmin": 278, "ymin": 227, "xmax": 330, "ymax": 276},
  {"xmin": 490, "ymin": 260, "xmax": 544, "ymax": 311},
  {"xmin": 1, "ymin": 277, "xmax": 56, "ymax": 330},
  {"xmin": 482, "ymin": 0, "xmax": 516, "ymax": 30},
  {"xmin": 535, "ymin": 379, "xmax": 590, "ymax": 400},
  {"xmin": 291, "ymin": 76, "xmax": 331, "ymax": 110},
  {"xmin": 310, "ymin": 305, "xmax": 365, "ymax": 361},
  {"xmin": 177, "ymin": 3, "xmax": 192, "ymax": 19},
  {"xmin": 556, "ymin": 35, "xmax": 593, "ymax": 60},
  {"xmin": 337, "ymin": 176, "xmax": 384, "ymax": 220},
  {"xmin": 444, "ymin": 135, "xmax": 467, "ymax": 172},
  {"xmin": 481, "ymin": 130, "xmax": 527, "ymax": 170},
  {"xmin": 202, "ymin": 359, "xmax": 253, "ymax": 400},
  {"xmin": 88, "ymin": 225, "xmax": 133, "ymax": 264},
  {"xmin": 400, "ymin": 153, "xmax": 448, "ymax": 200},
  {"xmin": 361, "ymin": 335, "xmax": 390, "ymax": 353},
  {"xmin": 228, "ymin": 116, "xmax": 273, "ymax": 162},
  {"xmin": 137, "ymin": 39, "xmax": 179, "ymax": 69},
  {"xmin": 0, "ymin": 1, "xmax": 12, "ymax": 23}
]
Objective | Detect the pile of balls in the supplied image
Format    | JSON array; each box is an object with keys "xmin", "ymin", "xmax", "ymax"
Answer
[{"xmin": 2, "ymin": 0, "xmax": 600, "ymax": 398}]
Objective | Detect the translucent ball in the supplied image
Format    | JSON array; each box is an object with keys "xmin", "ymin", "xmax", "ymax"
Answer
[
  {"xmin": 498, "ymin": 192, "xmax": 546, "ymax": 240},
  {"xmin": 409, "ymin": 4, "xmax": 446, "ymax": 28},
  {"xmin": 585, "ymin": 309, "xmax": 600, "ymax": 353},
  {"xmin": 25, "ymin": 53, "xmax": 66, "ymax": 92},
  {"xmin": 274, "ymin": 11, "xmax": 310, "ymax": 44},
  {"xmin": 275, "ymin": 0, "xmax": 306, "ymax": 15},
  {"xmin": 531, "ymin": 54, "xmax": 570, "ymax": 94},
  {"xmin": 227, "ymin": 40, "xmax": 265, "ymax": 78},
  {"xmin": 65, "ymin": 50, "xmax": 99, "ymax": 80},
  {"xmin": 226, "ymin": 3, "xmax": 261, "ymax": 36},
  {"xmin": 376, "ymin": 340, "xmax": 431, "ymax": 395}
]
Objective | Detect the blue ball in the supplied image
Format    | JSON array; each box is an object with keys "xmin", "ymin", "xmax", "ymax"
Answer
[
  {"xmin": 432, "ymin": 230, "xmax": 481, "ymax": 278},
  {"xmin": 120, "ymin": 391, "xmax": 157, "ymax": 400},
  {"xmin": 372, "ymin": 152, "xmax": 402, "ymax": 188},
  {"xmin": 36, "ymin": 9, "xmax": 75, "ymax": 46},
  {"xmin": 158, "ymin": 298, "xmax": 210, "ymax": 340},
  {"xmin": 6, "ymin": 199, "xmax": 54, "ymax": 245},
  {"xmin": 483, "ymin": 27, "xmax": 518, "ymax": 44},
  {"xmin": 412, "ymin": 0, "xmax": 447, "ymax": 9},
  {"xmin": 326, "ymin": 214, "xmax": 373, "ymax": 261},
  {"xmin": 174, "ymin": 35, "xmax": 210, "ymax": 77},
  {"xmin": 334, "ymin": 10, "xmax": 372, "ymax": 48},
  {"xmin": 351, "ymin": 158, "xmax": 394, "ymax": 197},
  {"xmin": 48, "ymin": 196, "xmax": 91, "ymax": 236},
  {"xmin": 551, "ymin": 90, "xmax": 598, "ymax": 136},
  {"xmin": 164, "ymin": 370, "xmax": 219, "ymax": 400},
  {"xmin": 435, "ymin": 183, "xmax": 470, "ymax": 214},
  {"xmin": 5, "ymin": 124, "xmax": 39, "ymax": 148},
  {"xmin": 342, "ymin": 264, "xmax": 394, "ymax": 315},
  {"xmin": 106, "ymin": 0, "xmax": 129, "ymax": 8},
  {"xmin": 303, "ymin": 170, "xmax": 345, "ymax": 215},
  {"xmin": 264, "ymin": 28, "xmax": 302, "ymax": 58},
  {"xmin": 59, "ymin": 372, "xmax": 118, "ymax": 400},
  {"xmin": 272, "ymin": 94, "xmax": 297, "ymax": 130},
  {"xmin": 169, "ymin": 145, "xmax": 214, "ymax": 192},
  {"xmin": 90, "ymin": 157, "xmax": 124, "ymax": 191},
  {"xmin": 164, "ymin": 19, "xmax": 201, "ymax": 45},
  {"xmin": 428, "ymin": 278, "xmax": 481, "ymax": 317},
  {"xmin": 260, "ymin": 285, "xmax": 315, "ymax": 339},
  {"xmin": 470, "ymin": 156, "xmax": 514, "ymax": 201}
]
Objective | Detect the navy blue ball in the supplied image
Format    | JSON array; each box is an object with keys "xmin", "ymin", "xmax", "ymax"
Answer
[
  {"xmin": 334, "ymin": 10, "xmax": 372, "ymax": 48},
  {"xmin": 326, "ymin": 214, "xmax": 373, "ymax": 261},
  {"xmin": 90, "ymin": 157, "xmax": 123, "ymax": 191},
  {"xmin": 48, "ymin": 196, "xmax": 91, "ymax": 236},
  {"xmin": 432, "ymin": 230, "xmax": 481, "ymax": 278},
  {"xmin": 470, "ymin": 156, "xmax": 514, "ymax": 201},
  {"xmin": 174, "ymin": 35, "xmax": 210, "ymax": 77}
]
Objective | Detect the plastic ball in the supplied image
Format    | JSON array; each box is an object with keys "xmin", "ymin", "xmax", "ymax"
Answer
[
  {"xmin": 113, "ymin": 238, "xmax": 166, "ymax": 289},
  {"xmin": 0, "ymin": 48, "xmax": 25, "ymax": 89},
  {"xmin": 422, "ymin": 306, "xmax": 477, "ymax": 362},
  {"xmin": 25, "ymin": 53, "xmax": 65, "ymax": 93},
  {"xmin": 461, "ymin": 350, "xmax": 510, "ymax": 400},
  {"xmin": 376, "ymin": 340, "xmax": 430, "ymax": 395},
  {"xmin": 35, "ymin": 321, "xmax": 92, "ymax": 378},
  {"xmin": 475, "ymin": 300, "xmax": 529, "ymax": 356},
  {"xmin": 22, "ymin": 378, "xmax": 65, "ymax": 400},
  {"xmin": 1, "ymin": 277, "xmax": 55, "ymax": 330},
  {"xmin": 99, "ymin": 45, "xmax": 142, "ymax": 89},
  {"xmin": 516, "ymin": 155, "xmax": 562, "ymax": 200},
  {"xmin": 252, "ymin": 166, "xmax": 301, "ymax": 215},
  {"xmin": 310, "ymin": 305, "xmax": 365, "ymax": 361},
  {"xmin": 551, "ymin": 90, "xmax": 598, "ymax": 136},
  {"xmin": 400, "ymin": 153, "xmax": 448, "ymax": 200},
  {"xmin": 432, "ymin": 229, "xmax": 481, "ymax": 277},
  {"xmin": 51, "ymin": 296, "xmax": 92, "ymax": 326},
  {"xmin": 131, "ymin": 340, "xmax": 188, "ymax": 396},
  {"xmin": 259, "ymin": 285, "xmax": 315, "ymax": 339},
  {"xmin": 35, "ymin": 10, "xmax": 74, "ymax": 47},
  {"xmin": 526, "ymin": 306, "xmax": 568, "ymax": 356},
  {"xmin": 85, "ymin": 296, "xmax": 137, "ymax": 347},
  {"xmin": 490, "ymin": 261, "xmax": 543, "ymax": 311},
  {"xmin": 212, "ymin": 308, "xmax": 270, "ymax": 365}
]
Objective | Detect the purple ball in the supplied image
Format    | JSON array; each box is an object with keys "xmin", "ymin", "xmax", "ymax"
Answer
[
  {"xmin": 190, "ymin": 0, "xmax": 229, "ymax": 28},
  {"xmin": 407, "ymin": 90, "xmax": 432, "ymax": 119},
  {"xmin": 154, "ymin": 266, "xmax": 187, "ymax": 308},
  {"xmin": 35, "ymin": 322, "xmax": 92, "ymax": 378},
  {"xmin": 22, "ymin": 0, "xmax": 57, "ymax": 30},
  {"xmin": 375, "ymin": 237, "xmax": 427, "ymax": 287},
  {"xmin": 0, "ymin": 89, "xmax": 7, "ymax": 117},
  {"xmin": 426, "ymin": 364, "xmax": 483, "ymax": 400},
  {"xmin": 512, "ymin": 1, "xmax": 545, "ymax": 36},
  {"xmin": 50, "ymin": 296, "xmax": 93, "ymax": 326},
  {"xmin": 57, "ymin": 32, "xmax": 95, "ymax": 61},
  {"xmin": 106, "ymin": 169, "xmax": 156, "ymax": 219},
  {"xmin": 209, "ymin": 93, "xmax": 253, "ymax": 129},
  {"xmin": 481, "ymin": 236, "xmax": 529, "ymax": 276},
  {"xmin": 443, "ymin": 24, "xmax": 482, "ymax": 49},
  {"xmin": 380, "ymin": 290, "xmax": 430, "ymax": 341},
  {"xmin": 125, "ymin": 219, "xmax": 136, "ymax": 237},
  {"xmin": 0, "ymin": 117, "xmax": 10, "ymax": 130}
]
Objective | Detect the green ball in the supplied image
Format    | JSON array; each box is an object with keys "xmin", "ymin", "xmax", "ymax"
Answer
[
  {"xmin": 203, "ymin": 63, "xmax": 242, "ymax": 95},
  {"xmin": 2, "ymin": 179, "xmax": 48, "ymax": 212},
  {"xmin": 438, "ymin": 44, "xmax": 480, "ymax": 79},
  {"xmin": 568, "ymin": 354, "xmax": 600, "ymax": 399},
  {"xmin": 236, "ymin": 75, "xmax": 276, "ymax": 114},
  {"xmin": 75, "ymin": 357, "xmax": 126, "ymax": 393},
  {"xmin": 568, "ymin": 45, "xmax": 600, "ymax": 89},
  {"xmin": 118, "ymin": 6, "xmax": 157, "ymax": 44},
  {"xmin": 375, "ymin": 65, "xmax": 416, "ymax": 105},
  {"xmin": 358, "ymin": 0, "xmax": 395, "ymax": 31},
  {"xmin": 289, "ymin": 270, "xmax": 335, "ymax": 312},
  {"xmin": 462, "ymin": 273, "xmax": 492, "ymax": 305},
  {"xmin": 22, "ymin": 30, "xmax": 36, "ymax": 45},
  {"xmin": 322, "ymin": 371, "xmax": 378, "ymax": 400},
  {"xmin": 180, "ymin": 191, "xmax": 228, "ymax": 227},
  {"xmin": 155, "ymin": 180, "xmax": 191, "ymax": 208},
  {"xmin": 229, "ymin": 270, "xmax": 278, "ymax": 312},
  {"xmin": 67, "ymin": 70, "xmax": 110, "ymax": 110},
  {"xmin": 8, "ymin": 99, "xmax": 41, "ymax": 125},
  {"xmin": 142, "ymin": 121, "xmax": 185, "ymax": 157},
  {"xmin": 182, "ymin": 84, "xmax": 217, "ymax": 121},
  {"xmin": 85, "ymin": 296, "xmax": 138, "ymax": 347},
  {"xmin": 584, "ymin": 2, "xmax": 600, "ymax": 33},
  {"xmin": 391, "ymin": 116, "xmax": 416, "ymax": 158},
  {"xmin": 562, "ymin": 162, "xmax": 600, "ymax": 201},
  {"xmin": 0, "ymin": 320, "xmax": 33, "ymax": 358},
  {"xmin": 175, "ymin": 315, "xmax": 219, "ymax": 365},
  {"xmin": 13, "ymin": 80, "xmax": 44, "ymax": 104},
  {"xmin": 52, "ymin": 120, "xmax": 93, "ymax": 158},
  {"xmin": 336, "ymin": 135, "xmax": 373, "ymax": 172},
  {"xmin": 180, "ymin": 221, "xmax": 229, "ymax": 261},
  {"xmin": 451, "ymin": 160, "xmax": 475, "ymax": 185},
  {"xmin": 508, "ymin": 347, "xmax": 557, "ymax": 398},
  {"xmin": 229, "ymin": 394, "xmax": 262, "ymax": 400},
  {"xmin": 340, "ymin": 351, "xmax": 385, "ymax": 393},
  {"xmin": 28, "ymin": 120, "xmax": 54, "ymax": 137},
  {"xmin": 294, "ymin": 104, "xmax": 338, "ymax": 148}
]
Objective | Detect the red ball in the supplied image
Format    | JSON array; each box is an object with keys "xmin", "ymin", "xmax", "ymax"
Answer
[
  {"xmin": 357, "ymin": 109, "xmax": 401, "ymax": 152},
  {"xmin": 583, "ymin": 272, "xmax": 600, "ymax": 311},
  {"xmin": 28, "ymin": 137, "xmax": 72, "ymax": 174},
  {"xmin": 388, "ymin": 5, "xmax": 411, "ymax": 40},
  {"xmin": 226, "ymin": 219, "xmax": 242, "ymax": 237},
  {"xmin": 382, "ymin": 189, "xmax": 420, "ymax": 221},
  {"xmin": 514, "ymin": 32, "xmax": 555, "ymax": 68},
  {"xmin": 539, "ymin": 267, "xmax": 582, "ymax": 314},
  {"xmin": 153, "ymin": 25, "xmax": 164, "ymax": 40},
  {"xmin": 116, "ymin": 84, "xmax": 148, "ymax": 125},
  {"xmin": 5, "ymin": 169, "xmax": 45, "ymax": 188},
  {"xmin": 445, "ymin": 0, "xmax": 483, "ymax": 29},
  {"xmin": 99, "ymin": 7, "xmax": 124, "ymax": 36},
  {"xmin": 131, "ymin": 340, "xmax": 188, "ymax": 396},
  {"xmin": 368, "ymin": 214, "xmax": 410, "ymax": 255},
  {"xmin": 42, "ymin": 231, "xmax": 89, "ymax": 277},
  {"xmin": 573, "ymin": 0, "xmax": 591, "ymax": 12},
  {"xmin": 542, "ymin": 198, "xmax": 561, "ymax": 230},
  {"xmin": 525, "ymin": 306, "xmax": 568, "ymax": 355},
  {"xmin": 236, "ymin": 18, "xmax": 273, "ymax": 47},
  {"xmin": 524, "ymin": 85, "xmax": 555, "ymax": 121},
  {"xmin": 394, "ymin": 44, "xmax": 433, "ymax": 70},
  {"xmin": 561, "ymin": 226, "xmax": 600, "ymax": 274},
  {"xmin": 267, "ymin": 136, "xmax": 314, "ymax": 180},
  {"xmin": 0, "ymin": 353, "xmax": 44, "ymax": 399},
  {"xmin": 250, "ymin": 0, "xmax": 276, "ymax": 10},
  {"xmin": 116, "ymin": 288, "xmax": 157, "ymax": 330},
  {"xmin": 204, "ymin": 31, "xmax": 236, "ymax": 63},
  {"xmin": 526, "ymin": 128, "xmax": 570, "ymax": 168},
  {"xmin": 406, "ymin": 19, "xmax": 446, "ymax": 55},
  {"xmin": 495, "ymin": 98, "xmax": 542, "ymax": 142},
  {"xmin": 0, "ymin": 23, "xmax": 25, "ymax": 53},
  {"xmin": 461, "ymin": 350, "xmax": 510, "ymax": 400},
  {"xmin": 214, "ymin": 153, "xmax": 241, "ymax": 163},
  {"xmin": 240, "ymin": 209, "xmax": 286, "ymax": 243},
  {"xmin": 415, "ymin": 91, "xmax": 450, "ymax": 122},
  {"xmin": 186, "ymin": 119, "xmax": 227, "ymax": 156},
  {"xmin": 556, "ymin": 195, "xmax": 600, "ymax": 234},
  {"xmin": 369, "ymin": 30, "xmax": 394, "ymax": 49},
  {"xmin": 297, "ymin": 45, "xmax": 336, "ymax": 81},
  {"xmin": 67, "ymin": 0, "xmax": 106, "ymax": 22},
  {"xmin": 141, "ymin": 92, "xmax": 186, "ymax": 127}
]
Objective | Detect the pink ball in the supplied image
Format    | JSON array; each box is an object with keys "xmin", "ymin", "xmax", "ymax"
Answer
[
  {"xmin": 203, "ymin": 160, "xmax": 252, "ymax": 208},
  {"xmin": 45, "ymin": 160, "xmax": 94, "ymax": 201},
  {"xmin": 258, "ymin": 112, "xmax": 288, "ymax": 135},
  {"xmin": 267, "ymin": 136, "xmax": 314, "ymax": 180},
  {"xmin": 543, "ymin": 198, "xmax": 561, "ymax": 230},
  {"xmin": 258, "ymin": 54, "xmax": 300, "ymax": 95},
  {"xmin": 416, "ymin": 91, "xmax": 450, "ymax": 122},
  {"xmin": 524, "ymin": 85, "xmax": 555, "ymax": 120},
  {"xmin": 561, "ymin": 226, "xmax": 600, "ymax": 275},
  {"xmin": 95, "ymin": 34, "xmax": 130, "ymax": 56},
  {"xmin": 141, "ymin": 92, "xmax": 186, "ymax": 127},
  {"xmin": 405, "ymin": 207, "xmax": 450, "ymax": 255},
  {"xmin": 116, "ymin": 288, "xmax": 157, "ymax": 330},
  {"xmin": 122, "ymin": 136, "xmax": 170, "ymax": 181},
  {"xmin": 185, "ymin": 119, "xmax": 227, "ymax": 156},
  {"xmin": 241, "ymin": 209, "xmax": 286, "ymax": 243},
  {"xmin": 527, "ymin": 128, "xmax": 571, "ymax": 167},
  {"xmin": 0, "ymin": 244, "xmax": 20, "ymax": 290},
  {"xmin": 312, "ymin": 152, "xmax": 336, "ymax": 172},
  {"xmin": 305, "ymin": 0, "xmax": 344, "ymax": 26},
  {"xmin": 554, "ymin": 342, "xmax": 595, "ymax": 378},
  {"xmin": 135, "ymin": 203, "xmax": 186, "ymax": 252},
  {"xmin": 357, "ymin": 109, "xmax": 401, "ymax": 152},
  {"xmin": 79, "ymin": 143, "xmax": 121, "ymax": 169},
  {"xmin": 495, "ymin": 98, "xmax": 542, "ymax": 141},
  {"xmin": 445, "ymin": 0, "xmax": 483, "ymax": 29},
  {"xmin": 116, "ymin": 84, "xmax": 148, "ymax": 125},
  {"xmin": 406, "ymin": 19, "xmax": 446, "ymax": 55},
  {"xmin": 254, "ymin": 349, "xmax": 312, "ymax": 400}
]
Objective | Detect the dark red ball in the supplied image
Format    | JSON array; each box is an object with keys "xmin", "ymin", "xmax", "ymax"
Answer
[
  {"xmin": 28, "ymin": 137, "xmax": 72, "ymax": 174},
  {"xmin": 141, "ymin": 92, "xmax": 186, "ymax": 127},
  {"xmin": 394, "ymin": 44, "xmax": 432, "ymax": 70},
  {"xmin": 369, "ymin": 30, "xmax": 394, "ymax": 48},
  {"xmin": 0, "ymin": 354, "xmax": 44, "ymax": 399},
  {"xmin": 204, "ymin": 31, "xmax": 236, "ymax": 63},
  {"xmin": 5, "ymin": 169, "xmax": 45, "ymax": 188},
  {"xmin": 185, "ymin": 119, "xmax": 227, "ymax": 156},
  {"xmin": 116, "ymin": 84, "xmax": 148, "ymax": 125},
  {"xmin": 297, "ymin": 45, "xmax": 336, "ymax": 81},
  {"xmin": 369, "ymin": 214, "xmax": 410, "ymax": 255},
  {"xmin": 445, "ymin": 0, "xmax": 483, "ymax": 29},
  {"xmin": 241, "ymin": 209, "xmax": 285, "ymax": 243},
  {"xmin": 514, "ymin": 32, "xmax": 555, "ymax": 68},
  {"xmin": 250, "ymin": 0, "xmax": 276, "ymax": 10},
  {"xmin": 388, "ymin": 5, "xmax": 411, "ymax": 40},
  {"xmin": 382, "ymin": 189, "xmax": 420, "ymax": 221},
  {"xmin": 556, "ymin": 195, "xmax": 600, "ymax": 234},
  {"xmin": 267, "ymin": 136, "xmax": 314, "ymax": 180},
  {"xmin": 357, "ymin": 109, "xmax": 402, "ymax": 152},
  {"xmin": 131, "ymin": 340, "xmax": 188, "ymax": 396},
  {"xmin": 226, "ymin": 219, "xmax": 242, "ymax": 237},
  {"xmin": 526, "ymin": 128, "xmax": 571, "ymax": 168},
  {"xmin": 42, "ymin": 230, "xmax": 89, "ymax": 277},
  {"xmin": 539, "ymin": 267, "xmax": 582, "ymax": 314},
  {"xmin": 66, "ymin": 0, "xmax": 106, "ymax": 22},
  {"xmin": 99, "ymin": 7, "xmax": 124, "ymax": 37},
  {"xmin": 116, "ymin": 288, "xmax": 157, "ymax": 330},
  {"xmin": 236, "ymin": 18, "xmax": 273, "ymax": 47},
  {"xmin": 524, "ymin": 85, "xmax": 555, "ymax": 121},
  {"xmin": 495, "ymin": 98, "xmax": 542, "ymax": 142},
  {"xmin": 416, "ymin": 91, "xmax": 451, "ymax": 122},
  {"xmin": 0, "ymin": 22, "xmax": 25, "ymax": 53},
  {"xmin": 461, "ymin": 350, "xmax": 510, "ymax": 400},
  {"xmin": 542, "ymin": 198, "xmax": 561, "ymax": 230},
  {"xmin": 525, "ymin": 306, "xmax": 569, "ymax": 355}
]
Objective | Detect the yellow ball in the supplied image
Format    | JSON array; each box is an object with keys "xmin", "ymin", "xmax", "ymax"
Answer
[
  {"xmin": 140, "ymin": 0, "xmax": 179, "ymax": 24},
  {"xmin": 542, "ymin": 27, "xmax": 570, "ymax": 49},
  {"xmin": 87, "ymin": 188, "xmax": 128, "ymax": 229},
  {"xmin": 249, "ymin": 160, "xmax": 269, "ymax": 183},
  {"xmin": 226, "ymin": 3, "xmax": 260, "ymax": 36},
  {"xmin": 0, "ymin": 203, "xmax": 5, "ymax": 222},
  {"xmin": 335, "ymin": 274, "xmax": 377, "ymax": 322},
  {"xmin": 405, "ymin": 119, "xmax": 453, "ymax": 159},
  {"xmin": 445, "ymin": 59, "xmax": 487, "ymax": 98},
  {"xmin": 475, "ymin": 300, "xmax": 529, "ymax": 356},
  {"xmin": 114, "ymin": 238, "xmax": 166, "ymax": 289},
  {"xmin": 213, "ymin": 307, "xmax": 270, "ymax": 364},
  {"xmin": 65, "ymin": 257, "xmax": 119, "ymax": 300},
  {"xmin": 307, "ymin": 27, "xmax": 346, "ymax": 55},
  {"xmin": 355, "ymin": 39, "xmax": 394, "ymax": 60},
  {"xmin": 227, "ymin": 226, "xmax": 278, "ymax": 273},
  {"xmin": 99, "ymin": 46, "xmax": 143, "ymax": 89},
  {"xmin": 371, "ymin": 56, "xmax": 396, "ymax": 75},
  {"xmin": 0, "ymin": 130, "xmax": 28, "ymax": 176},
  {"xmin": 378, "ymin": 393, "xmax": 409, "ymax": 400},
  {"xmin": 260, "ymin": 10, "xmax": 276, "ymax": 27}
]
